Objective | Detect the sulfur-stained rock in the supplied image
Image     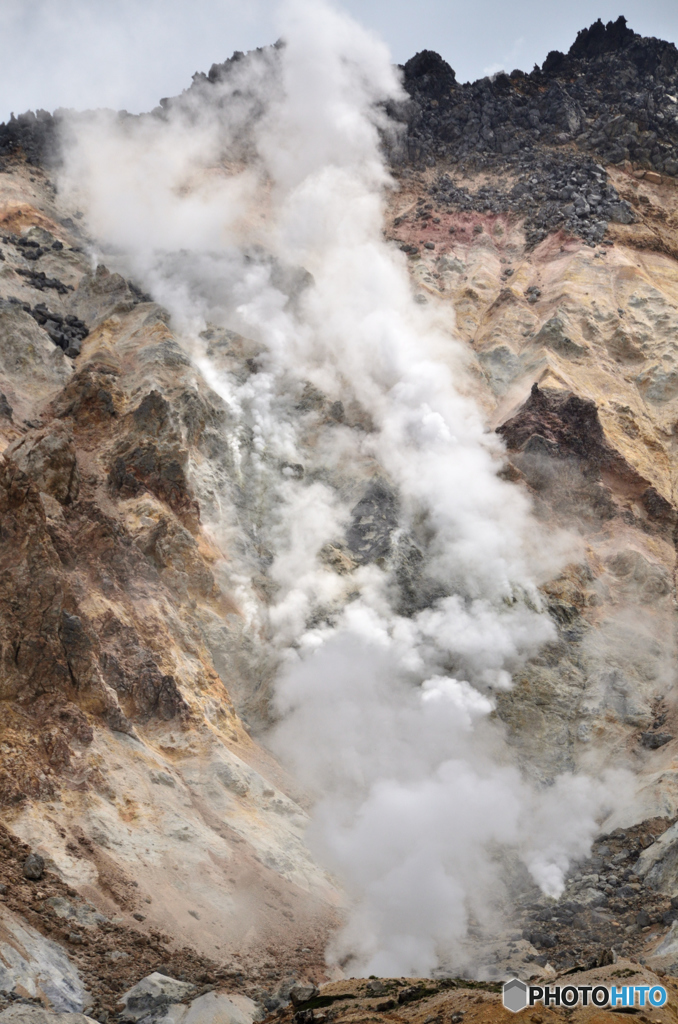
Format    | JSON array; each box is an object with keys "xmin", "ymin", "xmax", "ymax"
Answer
[
  {"xmin": 70, "ymin": 264, "xmax": 139, "ymax": 326},
  {"xmin": 532, "ymin": 316, "xmax": 589, "ymax": 359},
  {"xmin": 52, "ymin": 364, "xmax": 122, "ymax": 427},
  {"xmin": 478, "ymin": 345, "xmax": 522, "ymax": 394},
  {"xmin": 6, "ymin": 16, "xmax": 678, "ymax": 996},
  {"xmin": 133, "ymin": 511, "xmax": 215, "ymax": 598}
]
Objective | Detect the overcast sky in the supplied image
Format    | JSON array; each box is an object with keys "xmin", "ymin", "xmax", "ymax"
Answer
[{"xmin": 1, "ymin": 0, "xmax": 678, "ymax": 122}]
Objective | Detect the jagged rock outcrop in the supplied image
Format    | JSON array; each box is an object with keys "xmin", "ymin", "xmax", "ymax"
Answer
[
  {"xmin": 6, "ymin": 15, "xmax": 678, "ymax": 186},
  {"xmin": 402, "ymin": 16, "xmax": 678, "ymax": 177},
  {"xmin": 0, "ymin": 111, "xmax": 58, "ymax": 168}
]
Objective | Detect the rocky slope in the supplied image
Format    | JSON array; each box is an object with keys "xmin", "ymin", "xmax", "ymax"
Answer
[
  {"xmin": 385, "ymin": 158, "xmax": 678, "ymax": 796},
  {"xmin": 3, "ymin": 13, "xmax": 678, "ymax": 1024},
  {"xmin": 0, "ymin": 160, "xmax": 340, "ymax": 1017}
]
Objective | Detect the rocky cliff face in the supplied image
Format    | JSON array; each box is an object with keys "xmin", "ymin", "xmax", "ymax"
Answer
[
  {"xmin": 385, "ymin": 160, "xmax": 678, "ymax": 794},
  {"xmin": 0, "ymin": 163, "xmax": 339, "ymax": 1015},
  {"xmin": 3, "ymin": 13, "xmax": 678, "ymax": 1020}
]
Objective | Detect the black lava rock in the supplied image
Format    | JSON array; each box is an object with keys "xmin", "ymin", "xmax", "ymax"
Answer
[
  {"xmin": 0, "ymin": 109, "xmax": 58, "ymax": 166},
  {"xmin": 16, "ymin": 268, "xmax": 71, "ymax": 294},
  {"xmin": 421, "ymin": 154, "xmax": 633, "ymax": 249},
  {"xmin": 24, "ymin": 301, "xmax": 89, "ymax": 358},
  {"xmin": 397, "ymin": 16, "xmax": 678, "ymax": 180}
]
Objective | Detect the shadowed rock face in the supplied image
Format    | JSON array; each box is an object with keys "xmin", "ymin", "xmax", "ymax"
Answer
[
  {"xmin": 499, "ymin": 383, "xmax": 609, "ymax": 463},
  {"xmin": 497, "ymin": 383, "xmax": 678, "ymax": 535}
]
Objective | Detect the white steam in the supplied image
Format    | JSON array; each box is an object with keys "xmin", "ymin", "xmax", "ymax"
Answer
[{"xmin": 59, "ymin": 0, "xmax": 626, "ymax": 978}]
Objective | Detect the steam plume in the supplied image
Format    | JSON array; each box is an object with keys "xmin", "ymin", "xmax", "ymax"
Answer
[{"xmin": 59, "ymin": 0, "xmax": 626, "ymax": 978}]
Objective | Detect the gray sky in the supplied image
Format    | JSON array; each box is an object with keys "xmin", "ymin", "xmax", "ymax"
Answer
[{"xmin": 1, "ymin": 0, "xmax": 678, "ymax": 122}]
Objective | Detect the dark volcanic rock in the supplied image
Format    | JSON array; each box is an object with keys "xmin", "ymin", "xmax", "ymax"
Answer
[
  {"xmin": 0, "ymin": 393, "xmax": 13, "ymax": 421},
  {"xmin": 496, "ymin": 383, "xmax": 678, "ymax": 539},
  {"xmin": 346, "ymin": 480, "xmax": 399, "ymax": 564},
  {"xmin": 27, "ymin": 302, "xmax": 89, "ymax": 359},
  {"xmin": 641, "ymin": 731, "xmax": 674, "ymax": 749},
  {"xmin": 22, "ymin": 852, "xmax": 44, "ymax": 880},
  {"xmin": 5, "ymin": 15, "xmax": 678, "ymax": 206},
  {"xmin": 399, "ymin": 16, "xmax": 678, "ymax": 180},
  {"xmin": 403, "ymin": 50, "xmax": 457, "ymax": 101},
  {"xmin": 499, "ymin": 383, "xmax": 655, "ymax": 493},
  {"xmin": 0, "ymin": 109, "xmax": 58, "ymax": 166},
  {"xmin": 569, "ymin": 16, "xmax": 638, "ymax": 60},
  {"xmin": 426, "ymin": 155, "xmax": 633, "ymax": 248},
  {"xmin": 15, "ymin": 268, "xmax": 72, "ymax": 294},
  {"xmin": 498, "ymin": 383, "xmax": 611, "ymax": 465}
]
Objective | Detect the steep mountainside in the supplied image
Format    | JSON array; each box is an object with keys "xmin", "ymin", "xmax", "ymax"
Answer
[
  {"xmin": 0, "ymin": 164, "xmax": 339, "ymax": 1014},
  {"xmin": 3, "ymin": 13, "xmax": 678, "ymax": 1024}
]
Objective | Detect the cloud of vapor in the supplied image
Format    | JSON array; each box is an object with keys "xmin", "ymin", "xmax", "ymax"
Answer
[{"xmin": 58, "ymin": 0, "xmax": 628, "ymax": 978}]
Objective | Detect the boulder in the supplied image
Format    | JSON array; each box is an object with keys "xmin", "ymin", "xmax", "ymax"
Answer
[
  {"xmin": 652, "ymin": 919, "xmax": 678, "ymax": 956},
  {"xmin": 573, "ymin": 886, "xmax": 607, "ymax": 908},
  {"xmin": 117, "ymin": 988, "xmax": 260, "ymax": 1024},
  {"xmin": 118, "ymin": 973, "xmax": 195, "ymax": 1021},
  {"xmin": 289, "ymin": 984, "xmax": 319, "ymax": 1007},
  {"xmin": 22, "ymin": 853, "xmax": 45, "ymax": 881},
  {"xmin": 183, "ymin": 992, "xmax": 261, "ymax": 1024},
  {"xmin": 640, "ymin": 731, "xmax": 673, "ymax": 749}
]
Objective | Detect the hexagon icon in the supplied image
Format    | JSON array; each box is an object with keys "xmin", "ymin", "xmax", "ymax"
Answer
[{"xmin": 503, "ymin": 978, "xmax": 528, "ymax": 1013}]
